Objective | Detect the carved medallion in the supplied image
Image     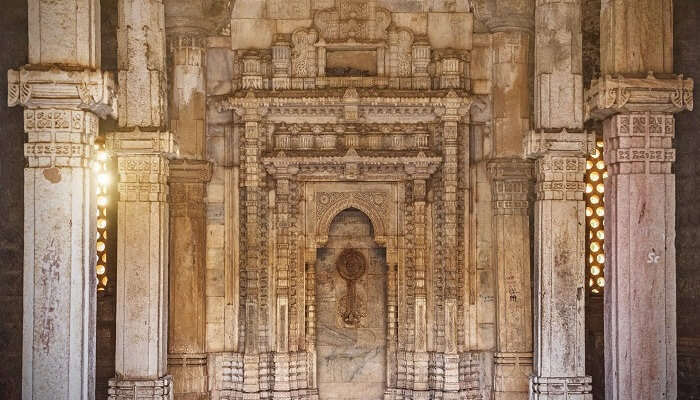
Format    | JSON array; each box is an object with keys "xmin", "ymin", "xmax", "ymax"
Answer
[{"xmin": 336, "ymin": 248, "xmax": 367, "ymax": 326}]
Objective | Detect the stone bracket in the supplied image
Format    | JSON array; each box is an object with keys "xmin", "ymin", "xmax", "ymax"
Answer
[
  {"xmin": 8, "ymin": 66, "xmax": 117, "ymax": 119},
  {"xmin": 585, "ymin": 73, "xmax": 694, "ymax": 121},
  {"xmin": 524, "ymin": 129, "xmax": 596, "ymax": 160}
]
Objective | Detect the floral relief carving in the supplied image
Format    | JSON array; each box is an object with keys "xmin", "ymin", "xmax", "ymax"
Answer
[{"xmin": 291, "ymin": 29, "xmax": 319, "ymax": 78}]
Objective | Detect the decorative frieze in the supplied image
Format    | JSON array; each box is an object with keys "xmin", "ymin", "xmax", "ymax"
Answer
[{"xmin": 603, "ymin": 112, "xmax": 676, "ymax": 175}]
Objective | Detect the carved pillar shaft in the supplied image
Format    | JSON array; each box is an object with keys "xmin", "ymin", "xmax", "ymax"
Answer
[
  {"xmin": 107, "ymin": 131, "xmax": 174, "ymax": 399},
  {"xmin": 525, "ymin": 131, "xmax": 594, "ymax": 400},
  {"xmin": 604, "ymin": 111, "xmax": 678, "ymax": 400},
  {"xmin": 412, "ymin": 177, "xmax": 429, "ymax": 391},
  {"xmin": 167, "ymin": 160, "xmax": 211, "ymax": 400},
  {"xmin": 587, "ymin": 0, "xmax": 692, "ymax": 397},
  {"xmin": 109, "ymin": 0, "xmax": 172, "ymax": 397},
  {"xmin": 488, "ymin": 159, "xmax": 534, "ymax": 400},
  {"xmin": 9, "ymin": 0, "xmax": 115, "ymax": 396},
  {"xmin": 528, "ymin": 0, "xmax": 592, "ymax": 398}
]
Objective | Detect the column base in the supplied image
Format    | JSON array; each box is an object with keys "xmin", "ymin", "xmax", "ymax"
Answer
[
  {"xmin": 169, "ymin": 353, "xmax": 207, "ymax": 399},
  {"xmin": 108, "ymin": 375, "xmax": 173, "ymax": 400},
  {"xmin": 494, "ymin": 352, "xmax": 533, "ymax": 400},
  {"xmin": 530, "ymin": 376, "xmax": 592, "ymax": 400}
]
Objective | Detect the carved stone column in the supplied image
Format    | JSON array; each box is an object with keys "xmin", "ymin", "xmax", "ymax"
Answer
[
  {"xmin": 487, "ymin": 159, "xmax": 534, "ymax": 400},
  {"xmin": 527, "ymin": 0, "xmax": 593, "ymax": 398},
  {"xmin": 107, "ymin": 131, "xmax": 175, "ymax": 399},
  {"xmin": 7, "ymin": 0, "xmax": 116, "ymax": 397},
  {"xmin": 525, "ymin": 131, "xmax": 594, "ymax": 400},
  {"xmin": 109, "ymin": 0, "xmax": 174, "ymax": 397},
  {"xmin": 586, "ymin": 0, "xmax": 694, "ymax": 398},
  {"xmin": 585, "ymin": 77, "xmax": 693, "ymax": 400},
  {"xmin": 164, "ymin": 9, "xmax": 209, "ymax": 398},
  {"xmin": 168, "ymin": 160, "xmax": 211, "ymax": 400}
]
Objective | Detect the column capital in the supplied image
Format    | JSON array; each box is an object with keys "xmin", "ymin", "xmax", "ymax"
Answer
[
  {"xmin": 585, "ymin": 73, "xmax": 694, "ymax": 121},
  {"xmin": 604, "ymin": 112, "xmax": 676, "ymax": 175},
  {"xmin": 107, "ymin": 131, "xmax": 176, "ymax": 202},
  {"xmin": 168, "ymin": 33, "xmax": 206, "ymax": 67},
  {"xmin": 8, "ymin": 66, "xmax": 117, "ymax": 119},
  {"xmin": 487, "ymin": 158, "xmax": 533, "ymax": 215}
]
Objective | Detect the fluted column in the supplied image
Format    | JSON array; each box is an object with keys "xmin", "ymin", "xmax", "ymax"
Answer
[
  {"xmin": 585, "ymin": 0, "xmax": 694, "ymax": 399},
  {"xmin": 108, "ymin": 0, "xmax": 174, "ymax": 398},
  {"xmin": 526, "ymin": 0, "xmax": 592, "ymax": 398},
  {"xmin": 8, "ymin": 0, "xmax": 117, "ymax": 397}
]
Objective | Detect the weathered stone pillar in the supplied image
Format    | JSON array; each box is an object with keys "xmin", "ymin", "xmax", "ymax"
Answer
[
  {"xmin": 525, "ymin": 131, "xmax": 594, "ymax": 400},
  {"xmin": 477, "ymin": 1, "xmax": 535, "ymax": 398},
  {"xmin": 585, "ymin": 0, "xmax": 694, "ymax": 398},
  {"xmin": 8, "ymin": 0, "xmax": 116, "ymax": 398},
  {"xmin": 487, "ymin": 159, "xmax": 534, "ymax": 400},
  {"xmin": 108, "ymin": 0, "xmax": 174, "ymax": 397},
  {"xmin": 526, "ymin": 0, "xmax": 593, "ymax": 398},
  {"xmin": 164, "ymin": 6, "xmax": 210, "ymax": 397},
  {"xmin": 168, "ymin": 160, "xmax": 211, "ymax": 400}
]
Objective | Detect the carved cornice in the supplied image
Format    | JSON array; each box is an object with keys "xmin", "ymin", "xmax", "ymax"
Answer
[
  {"xmin": 219, "ymin": 89, "xmax": 472, "ymax": 124},
  {"xmin": 262, "ymin": 149, "xmax": 442, "ymax": 182},
  {"xmin": 585, "ymin": 73, "xmax": 694, "ymax": 120},
  {"xmin": 8, "ymin": 67, "xmax": 117, "ymax": 119}
]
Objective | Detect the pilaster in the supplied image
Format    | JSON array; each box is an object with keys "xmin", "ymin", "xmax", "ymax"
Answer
[
  {"xmin": 9, "ymin": 0, "xmax": 116, "ymax": 397},
  {"xmin": 524, "ymin": 130, "xmax": 594, "ymax": 400},
  {"xmin": 487, "ymin": 159, "xmax": 534, "ymax": 400},
  {"xmin": 168, "ymin": 159, "xmax": 212, "ymax": 400}
]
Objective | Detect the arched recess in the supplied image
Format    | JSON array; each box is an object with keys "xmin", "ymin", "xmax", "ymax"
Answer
[{"xmin": 315, "ymin": 196, "xmax": 389, "ymax": 247}]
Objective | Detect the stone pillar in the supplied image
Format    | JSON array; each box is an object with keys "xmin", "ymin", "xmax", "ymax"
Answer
[
  {"xmin": 586, "ymin": 0, "xmax": 694, "ymax": 398},
  {"xmin": 168, "ymin": 160, "xmax": 211, "ymax": 400},
  {"xmin": 164, "ymin": 6, "xmax": 210, "ymax": 397},
  {"xmin": 108, "ymin": 0, "xmax": 174, "ymax": 397},
  {"xmin": 479, "ymin": 1, "xmax": 535, "ymax": 398},
  {"xmin": 487, "ymin": 159, "xmax": 534, "ymax": 400},
  {"xmin": 524, "ymin": 131, "xmax": 594, "ymax": 400},
  {"xmin": 526, "ymin": 0, "xmax": 593, "ymax": 398},
  {"xmin": 107, "ymin": 131, "xmax": 175, "ymax": 399},
  {"xmin": 8, "ymin": 0, "xmax": 117, "ymax": 398}
]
